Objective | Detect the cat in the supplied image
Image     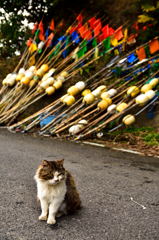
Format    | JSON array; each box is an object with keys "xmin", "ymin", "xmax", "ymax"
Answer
[{"xmin": 34, "ymin": 159, "xmax": 81, "ymax": 225}]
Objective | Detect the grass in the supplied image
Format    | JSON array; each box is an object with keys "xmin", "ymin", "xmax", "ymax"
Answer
[
  {"xmin": 143, "ymin": 133, "xmax": 159, "ymax": 146},
  {"xmin": 107, "ymin": 126, "xmax": 159, "ymax": 146}
]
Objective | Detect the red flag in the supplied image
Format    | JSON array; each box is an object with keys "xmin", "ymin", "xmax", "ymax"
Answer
[
  {"xmin": 149, "ymin": 38, "xmax": 159, "ymax": 54},
  {"xmin": 136, "ymin": 47, "xmax": 146, "ymax": 61},
  {"xmin": 38, "ymin": 20, "xmax": 45, "ymax": 41},
  {"xmin": 127, "ymin": 34, "xmax": 137, "ymax": 45},
  {"xmin": 49, "ymin": 19, "xmax": 55, "ymax": 31},
  {"xmin": 56, "ymin": 19, "xmax": 65, "ymax": 33},
  {"xmin": 46, "ymin": 33, "xmax": 54, "ymax": 47},
  {"xmin": 98, "ymin": 33, "xmax": 105, "ymax": 42},
  {"xmin": 78, "ymin": 25, "xmax": 88, "ymax": 39},
  {"xmin": 102, "ymin": 24, "xmax": 110, "ymax": 38},
  {"xmin": 114, "ymin": 26, "xmax": 123, "ymax": 41},
  {"xmin": 69, "ymin": 26, "xmax": 77, "ymax": 34},
  {"xmin": 76, "ymin": 13, "xmax": 83, "ymax": 23},
  {"xmin": 76, "ymin": 22, "xmax": 83, "ymax": 30},
  {"xmin": 92, "ymin": 19, "xmax": 102, "ymax": 30},
  {"xmin": 88, "ymin": 17, "xmax": 96, "ymax": 29},
  {"xmin": 84, "ymin": 30, "xmax": 92, "ymax": 40},
  {"xmin": 94, "ymin": 24, "xmax": 101, "ymax": 37},
  {"xmin": 39, "ymin": 32, "xmax": 45, "ymax": 41},
  {"xmin": 32, "ymin": 22, "xmax": 38, "ymax": 34},
  {"xmin": 109, "ymin": 27, "xmax": 115, "ymax": 35},
  {"xmin": 26, "ymin": 38, "xmax": 32, "ymax": 47},
  {"xmin": 132, "ymin": 22, "xmax": 139, "ymax": 31},
  {"xmin": 39, "ymin": 21, "xmax": 44, "ymax": 35}
]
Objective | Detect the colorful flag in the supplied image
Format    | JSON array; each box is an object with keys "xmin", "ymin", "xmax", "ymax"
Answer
[
  {"xmin": 111, "ymin": 38, "xmax": 118, "ymax": 47},
  {"xmin": 94, "ymin": 24, "xmax": 101, "ymax": 37},
  {"xmin": 39, "ymin": 32, "xmax": 45, "ymax": 41},
  {"xmin": 98, "ymin": 33, "xmax": 105, "ymax": 42},
  {"xmin": 102, "ymin": 25, "xmax": 115, "ymax": 39},
  {"xmin": 76, "ymin": 13, "xmax": 83, "ymax": 23},
  {"xmin": 102, "ymin": 25, "xmax": 110, "ymax": 38},
  {"xmin": 29, "ymin": 42, "xmax": 38, "ymax": 53},
  {"xmin": 71, "ymin": 31, "xmax": 80, "ymax": 44},
  {"xmin": 88, "ymin": 17, "xmax": 96, "ymax": 29},
  {"xmin": 77, "ymin": 40, "xmax": 87, "ymax": 58},
  {"xmin": 32, "ymin": 22, "xmax": 38, "ymax": 34},
  {"xmin": 62, "ymin": 36, "xmax": 70, "ymax": 58},
  {"xmin": 114, "ymin": 49, "xmax": 119, "ymax": 55},
  {"xmin": 127, "ymin": 53, "xmax": 137, "ymax": 63},
  {"xmin": 94, "ymin": 47, "xmax": 99, "ymax": 59},
  {"xmin": 46, "ymin": 33, "xmax": 54, "ymax": 47},
  {"xmin": 38, "ymin": 21, "xmax": 45, "ymax": 41},
  {"xmin": 92, "ymin": 19, "xmax": 102, "ymax": 30},
  {"xmin": 92, "ymin": 38, "xmax": 98, "ymax": 47},
  {"xmin": 136, "ymin": 47, "xmax": 146, "ymax": 61},
  {"xmin": 109, "ymin": 27, "xmax": 115, "ymax": 36},
  {"xmin": 123, "ymin": 28, "xmax": 128, "ymax": 41},
  {"xmin": 49, "ymin": 19, "xmax": 55, "ymax": 31},
  {"xmin": 132, "ymin": 22, "xmax": 139, "ymax": 31},
  {"xmin": 28, "ymin": 55, "xmax": 36, "ymax": 66},
  {"xmin": 39, "ymin": 21, "xmax": 44, "ymax": 34},
  {"xmin": 84, "ymin": 30, "xmax": 92, "ymax": 40},
  {"xmin": 68, "ymin": 26, "xmax": 77, "ymax": 34},
  {"xmin": 45, "ymin": 28, "xmax": 50, "ymax": 39},
  {"xmin": 127, "ymin": 34, "xmax": 137, "ymax": 45},
  {"xmin": 103, "ymin": 37, "xmax": 111, "ymax": 51},
  {"xmin": 26, "ymin": 38, "xmax": 32, "ymax": 47},
  {"xmin": 78, "ymin": 25, "xmax": 88, "ymax": 39},
  {"xmin": 149, "ymin": 39, "xmax": 159, "ymax": 54},
  {"xmin": 114, "ymin": 26, "xmax": 123, "ymax": 41}
]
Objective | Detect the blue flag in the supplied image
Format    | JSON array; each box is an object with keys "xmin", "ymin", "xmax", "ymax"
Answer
[
  {"xmin": 71, "ymin": 31, "xmax": 80, "ymax": 44},
  {"xmin": 127, "ymin": 53, "xmax": 137, "ymax": 63}
]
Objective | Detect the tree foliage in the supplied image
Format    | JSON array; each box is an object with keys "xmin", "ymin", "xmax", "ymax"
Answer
[
  {"xmin": 0, "ymin": 0, "xmax": 158, "ymax": 57},
  {"xmin": 0, "ymin": 0, "xmax": 92, "ymax": 57}
]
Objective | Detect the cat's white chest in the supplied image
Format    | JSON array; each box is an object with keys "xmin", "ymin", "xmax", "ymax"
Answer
[{"xmin": 37, "ymin": 180, "xmax": 66, "ymax": 203}]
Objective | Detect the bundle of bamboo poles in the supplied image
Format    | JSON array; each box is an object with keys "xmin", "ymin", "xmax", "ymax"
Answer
[
  {"xmin": 0, "ymin": 12, "xmax": 139, "ymax": 127},
  {"xmin": 7, "ymin": 42, "xmax": 146, "ymax": 131},
  {"xmin": 53, "ymin": 70, "xmax": 159, "ymax": 140},
  {"xmin": 1, "ymin": 13, "xmax": 159, "ymax": 142},
  {"xmin": 9, "ymin": 51, "xmax": 159, "ymax": 138},
  {"xmin": 43, "ymin": 55, "xmax": 157, "ymax": 139}
]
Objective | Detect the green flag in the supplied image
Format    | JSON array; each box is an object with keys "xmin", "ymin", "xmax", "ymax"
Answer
[
  {"xmin": 77, "ymin": 40, "xmax": 87, "ymax": 59},
  {"xmin": 48, "ymin": 42, "xmax": 61, "ymax": 60},
  {"xmin": 92, "ymin": 38, "xmax": 98, "ymax": 48},
  {"xmin": 35, "ymin": 29, "xmax": 40, "ymax": 42},
  {"xmin": 103, "ymin": 37, "xmax": 111, "ymax": 52}
]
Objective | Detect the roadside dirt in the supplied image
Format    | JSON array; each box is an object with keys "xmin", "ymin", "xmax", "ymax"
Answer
[{"xmin": 92, "ymin": 133, "xmax": 159, "ymax": 157}]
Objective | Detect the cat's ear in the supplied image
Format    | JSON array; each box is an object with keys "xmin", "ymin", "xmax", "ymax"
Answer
[
  {"xmin": 41, "ymin": 160, "xmax": 49, "ymax": 166},
  {"xmin": 56, "ymin": 159, "xmax": 64, "ymax": 165}
]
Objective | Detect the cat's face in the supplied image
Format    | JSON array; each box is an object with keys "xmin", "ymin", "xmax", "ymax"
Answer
[{"xmin": 37, "ymin": 159, "xmax": 66, "ymax": 185}]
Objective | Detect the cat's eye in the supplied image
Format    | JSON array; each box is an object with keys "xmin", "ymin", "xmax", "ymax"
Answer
[{"xmin": 57, "ymin": 173, "xmax": 63, "ymax": 177}]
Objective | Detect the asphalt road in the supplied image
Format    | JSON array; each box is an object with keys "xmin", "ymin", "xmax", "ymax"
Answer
[{"xmin": 0, "ymin": 129, "xmax": 159, "ymax": 240}]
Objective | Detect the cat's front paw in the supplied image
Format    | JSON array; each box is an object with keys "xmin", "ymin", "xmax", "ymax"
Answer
[
  {"xmin": 39, "ymin": 214, "xmax": 47, "ymax": 221},
  {"xmin": 47, "ymin": 218, "xmax": 56, "ymax": 225}
]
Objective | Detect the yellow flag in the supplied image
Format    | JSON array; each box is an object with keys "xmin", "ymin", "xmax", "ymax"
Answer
[
  {"xmin": 66, "ymin": 26, "xmax": 72, "ymax": 33},
  {"xmin": 124, "ymin": 28, "xmax": 128, "ymax": 41},
  {"xmin": 28, "ymin": 55, "xmax": 36, "ymax": 66},
  {"xmin": 114, "ymin": 49, "xmax": 119, "ymax": 55},
  {"xmin": 94, "ymin": 47, "xmax": 99, "ymax": 59},
  {"xmin": 111, "ymin": 38, "xmax": 118, "ymax": 47},
  {"xmin": 29, "ymin": 43, "xmax": 37, "ymax": 53}
]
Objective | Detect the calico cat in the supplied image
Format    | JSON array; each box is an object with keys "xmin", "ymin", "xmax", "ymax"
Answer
[{"xmin": 34, "ymin": 159, "xmax": 81, "ymax": 225}]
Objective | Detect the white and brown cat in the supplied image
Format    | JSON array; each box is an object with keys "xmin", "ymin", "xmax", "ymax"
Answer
[{"xmin": 34, "ymin": 159, "xmax": 81, "ymax": 225}]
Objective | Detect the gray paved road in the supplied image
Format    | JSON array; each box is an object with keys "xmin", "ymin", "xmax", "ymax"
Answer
[{"xmin": 0, "ymin": 129, "xmax": 159, "ymax": 240}]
